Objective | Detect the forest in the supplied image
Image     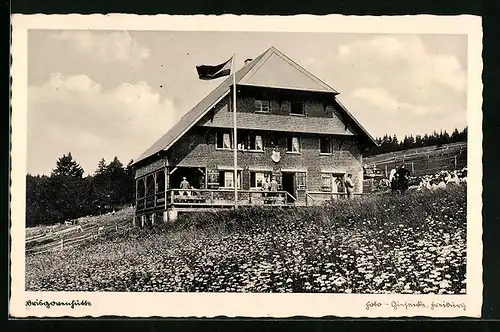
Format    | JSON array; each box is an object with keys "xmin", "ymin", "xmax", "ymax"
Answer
[
  {"xmin": 26, "ymin": 154, "xmax": 135, "ymax": 227},
  {"xmin": 365, "ymin": 127, "xmax": 467, "ymax": 156}
]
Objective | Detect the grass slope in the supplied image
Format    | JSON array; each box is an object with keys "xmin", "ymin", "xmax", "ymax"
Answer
[
  {"xmin": 26, "ymin": 208, "xmax": 135, "ymax": 253},
  {"xmin": 26, "ymin": 185, "xmax": 466, "ymax": 294},
  {"xmin": 364, "ymin": 142, "xmax": 467, "ymax": 176}
]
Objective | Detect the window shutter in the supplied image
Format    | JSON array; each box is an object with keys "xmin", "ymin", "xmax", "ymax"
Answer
[
  {"xmin": 256, "ymin": 135, "xmax": 263, "ymax": 151},
  {"xmin": 207, "ymin": 170, "xmax": 220, "ymax": 189},
  {"xmin": 254, "ymin": 99, "xmax": 261, "ymax": 112},
  {"xmin": 292, "ymin": 137, "xmax": 300, "ymax": 152},
  {"xmin": 237, "ymin": 171, "xmax": 242, "ymax": 188},
  {"xmin": 262, "ymin": 100, "xmax": 270, "ymax": 112},
  {"xmin": 321, "ymin": 174, "xmax": 332, "ymax": 191},
  {"xmin": 242, "ymin": 168, "xmax": 250, "ymax": 190},
  {"xmin": 217, "ymin": 132, "xmax": 224, "ymax": 149},
  {"xmin": 296, "ymin": 172, "xmax": 307, "ymax": 190},
  {"xmin": 220, "ymin": 171, "xmax": 227, "ymax": 187},
  {"xmin": 272, "ymin": 169, "xmax": 282, "ymax": 188}
]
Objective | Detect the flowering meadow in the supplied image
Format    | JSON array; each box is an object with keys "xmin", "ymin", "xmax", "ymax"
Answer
[{"xmin": 26, "ymin": 185, "xmax": 466, "ymax": 294}]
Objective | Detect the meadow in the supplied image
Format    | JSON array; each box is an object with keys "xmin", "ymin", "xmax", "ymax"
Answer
[
  {"xmin": 25, "ymin": 184, "xmax": 466, "ymax": 294},
  {"xmin": 364, "ymin": 142, "xmax": 467, "ymax": 177}
]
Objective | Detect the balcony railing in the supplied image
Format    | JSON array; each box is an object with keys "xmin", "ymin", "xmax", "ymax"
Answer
[
  {"xmin": 137, "ymin": 188, "xmax": 364, "ymax": 212},
  {"xmin": 136, "ymin": 189, "xmax": 296, "ymax": 212}
]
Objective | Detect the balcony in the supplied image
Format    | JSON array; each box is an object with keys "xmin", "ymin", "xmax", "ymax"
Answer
[{"xmin": 136, "ymin": 189, "xmax": 296, "ymax": 213}]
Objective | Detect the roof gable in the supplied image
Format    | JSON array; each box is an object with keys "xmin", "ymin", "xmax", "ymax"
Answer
[
  {"xmin": 132, "ymin": 46, "xmax": 375, "ymax": 166},
  {"xmin": 239, "ymin": 47, "xmax": 338, "ymax": 94},
  {"xmin": 131, "ymin": 50, "xmax": 268, "ymax": 165}
]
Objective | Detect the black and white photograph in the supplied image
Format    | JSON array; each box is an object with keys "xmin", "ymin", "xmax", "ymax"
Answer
[{"xmin": 10, "ymin": 14, "xmax": 482, "ymax": 318}]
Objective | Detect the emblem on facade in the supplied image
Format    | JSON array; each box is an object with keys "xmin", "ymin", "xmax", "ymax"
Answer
[{"xmin": 271, "ymin": 150, "xmax": 281, "ymax": 163}]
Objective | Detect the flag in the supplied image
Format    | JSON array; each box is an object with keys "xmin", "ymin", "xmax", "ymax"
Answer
[{"xmin": 196, "ymin": 57, "xmax": 233, "ymax": 80}]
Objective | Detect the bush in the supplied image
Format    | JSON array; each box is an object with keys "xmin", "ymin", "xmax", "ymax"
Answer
[{"xmin": 174, "ymin": 185, "xmax": 466, "ymax": 236}]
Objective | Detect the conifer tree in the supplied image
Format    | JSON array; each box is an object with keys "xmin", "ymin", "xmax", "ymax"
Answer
[{"xmin": 49, "ymin": 153, "xmax": 86, "ymax": 222}]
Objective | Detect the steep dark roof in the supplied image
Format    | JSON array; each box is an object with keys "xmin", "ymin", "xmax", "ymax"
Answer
[
  {"xmin": 132, "ymin": 47, "xmax": 376, "ymax": 166},
  {"xmin": 131, "ymin": 49, "xmax": 270, "ymax": 166}
]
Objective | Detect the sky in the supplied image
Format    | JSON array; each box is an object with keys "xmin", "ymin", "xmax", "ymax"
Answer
[{"xmin": 27, "ymin": 30, "xmax": 468, "ymax": 176}]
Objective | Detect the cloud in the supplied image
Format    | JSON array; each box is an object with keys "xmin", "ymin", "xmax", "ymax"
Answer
[
  {"xmin": 351, "ymin": 88, "xmax": 399, "ymax": 112},
  {"xmin": 51, "ymin": 31, "xmax": 150, "ymax": 63},
  {"xmin": 351, "ymin": 87, "xmax": 442, "ymax": 116},
  {"xmin": 337, "ymin": 35, "xmax": 466, "ymax": 92},
  {"xmin": 28, "ymin": 74, "xmax": 180, "ymax": 175},
  {"xmin": 46, "ymin": 73, "xmax": 102, "ymax": 94},
  {"xmin": 337, "ymin": 45, "xmax": 351, "ymax": 57}
]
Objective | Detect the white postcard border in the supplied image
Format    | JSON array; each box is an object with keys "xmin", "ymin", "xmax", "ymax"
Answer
[{"xmin": 10, "ymin": 14, "xmax": 483, "ymax": 318}]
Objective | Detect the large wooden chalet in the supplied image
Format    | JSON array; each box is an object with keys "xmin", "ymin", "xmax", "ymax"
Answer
[{"xmin": 131, "ymin": 47, "xmax": 377, "ymax": 225}]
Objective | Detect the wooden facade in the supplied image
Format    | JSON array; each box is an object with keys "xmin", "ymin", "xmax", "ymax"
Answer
[{"xmin": 131, "ymin": 47, "xmax": 377, "ymax": 224}]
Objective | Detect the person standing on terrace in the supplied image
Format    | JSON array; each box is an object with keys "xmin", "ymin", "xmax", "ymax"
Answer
[
  {"xmin": 270, "ymin": 177, "xmax": 279, "ymax": 197},
  {"xmin": 262, "ymin": 177, "xmax": 270, "ymax": 197},
  {"xmin": 345, "ymin": 174, "xmax": 354, "ymax": 199},
  {"xmin": 180, "ymin": 177, "xmax": 191, "ymax": 196}
]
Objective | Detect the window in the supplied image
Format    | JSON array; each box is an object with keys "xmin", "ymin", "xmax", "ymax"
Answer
[
  {"xmin": 321, "ymin": 173, "xmax": 345, "ymax": 192},
  {"xmin": 219, "ymin": 171, "xmax": 241, "ymax": 188},
  {"xmin": 237, "ymin": 135, "xmax": 246, "ymax": 151},
  {"xmin": 247, "ymin": 134, "xmax": 264, "ymax": 151},
  {"xmin": 216, "ymin": 132, "xmax": 232, "ymax": 149},
  {"xmin": 218, "ymin": 132, "xmax": 263, "ymax": 151},
  {"xmin": 295, "ymin": 172, "xmax": 307, "ymax": 190},
  {"xmin": 291, "ymin": 101, "xmax": 305, "ymax": 115},
  {"xmin": 146, "ymin": 175, "xmax": 155, "ymax": 194},
  {"xmin": 320, "ymin": 136, "xmax": 333, "ymax": 154},
  {"xmin": 137, "ymin": 179, "xmax": 146, "ymax": 198},
  {"xmin": 321, "ymin": 174, "xmax": 332, "ymax": 191},
  {"xmin": 250, "ymin": 172, "xmax": 270, "ymax": 188},
  {"xmin": 156, "ymin": 170, "xmax": 165, "ymax": 192},
  {"xmin": 287, "ymin": 136, "xmax": 301, "ymax": 153},
  {"xmin": 255, "ymin": 100, "xmax": 270, "ymax": 113}
]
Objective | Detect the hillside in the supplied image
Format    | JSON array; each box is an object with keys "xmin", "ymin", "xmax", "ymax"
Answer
[
  {"xmin": 363, "ymin": 142, "xmax": 467, "ymax": 177},
  {"xmin": 26, "ymin": 207, "xmax": 135, "ymax": 255},
  {"xmin": 26, "ymin": 185, "xmax": 466, "ymax": 294}
]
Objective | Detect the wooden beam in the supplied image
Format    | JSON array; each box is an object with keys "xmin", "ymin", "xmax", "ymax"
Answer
[
  {"xmin": 154, "ymin": 172, "xmax": 157, "ymax": 208},
  {"xmin": 164, "ymin": 168, "xmax": 168, "ymax": 208},
  {"xmin": 205, "ymin": 167, "xmax": 208, "ymax": 189},
  {"xmin": 169, "ymin": 167, "xmax": 178, "ymax": 175}
]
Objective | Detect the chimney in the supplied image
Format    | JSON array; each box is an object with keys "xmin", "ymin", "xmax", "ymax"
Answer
[{"xmin": 244, "ymin": 58, "xmax": 253, "ymax": 65}]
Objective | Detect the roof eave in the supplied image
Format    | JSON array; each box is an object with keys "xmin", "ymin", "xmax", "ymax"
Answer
[{"xmin": 239, "ymin": 83, "xmax": 339, "ymax": 95}]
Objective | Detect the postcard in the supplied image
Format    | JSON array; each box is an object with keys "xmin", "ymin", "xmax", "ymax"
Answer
[{"xmin": 10, "ymin": 14, "xmax": 482, "ymax": 318}]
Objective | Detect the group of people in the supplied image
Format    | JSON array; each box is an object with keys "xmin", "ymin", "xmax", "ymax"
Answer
[
  {"xmin": 388, "ymin": 165, "xmax": 411, "ymax": 193},
  {"xmin": 260, "ymin": 174, "xmax": 355, "ymax": 199},
  {"xmin": 381, "ymin": 165, "xmax": 467, "ymax": 194},
  {"xmin": 178, "ymin": 173, "xmax": 357, "ymax": 199},
  {"xmin": 334, "ymin": 174, "xmax": 355, "ymax": 199},
  {"xmin": 412, "ymin": 168, "xmax": 467, "ymax": 191},
  {"xmin": 260, "ymin": 176, "xmax": 280, "ymax": 195}
]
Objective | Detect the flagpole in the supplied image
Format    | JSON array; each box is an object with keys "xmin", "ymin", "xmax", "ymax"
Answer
[{"xmin": 232, "ymin": 54, "xmax": 238, "ymax": 209}]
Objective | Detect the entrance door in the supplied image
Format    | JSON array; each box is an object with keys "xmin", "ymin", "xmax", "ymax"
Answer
[{"xmin": 281, "ymin": 172, "xmax": 295, "ymax": 203}]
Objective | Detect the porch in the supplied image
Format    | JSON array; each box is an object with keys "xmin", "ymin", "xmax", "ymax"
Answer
[
  {"xmin": 135, "ymin": 165, "xmax": 301, "ymax": 216},
  {"xmin": 134, "ymin": 165, "xmax": 363, "ymax": 225},
  {"xmin": 136, "ymin": 188, "xmax": 296, "ymax": 214}
]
